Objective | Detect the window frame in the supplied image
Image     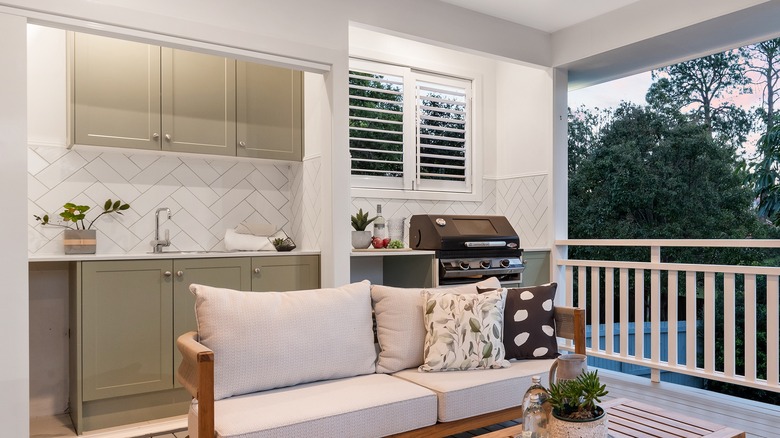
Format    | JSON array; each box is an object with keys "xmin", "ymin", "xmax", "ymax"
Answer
[{"xmin": 349, "ymin": 58, "xmax": 482, "ymax": 202}]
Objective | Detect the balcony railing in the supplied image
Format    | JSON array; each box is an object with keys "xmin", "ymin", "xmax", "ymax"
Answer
[{"xmin": 554, "ymin": 239, "xmax": 779, "ymax": 394}]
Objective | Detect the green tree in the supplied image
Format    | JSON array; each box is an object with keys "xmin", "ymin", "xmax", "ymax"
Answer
[
  {"xmin": 743, "ymin": 38, "xmax": 780, "ymax": 132},
  {"xmin": 646, "ymin": 51, "xmax": 752, "ymax": 147}
]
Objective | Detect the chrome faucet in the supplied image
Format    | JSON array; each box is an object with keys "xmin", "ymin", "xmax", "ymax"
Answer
[{"xmin": 151, "ymin": 207, "xmax": 172, "ymax": 253}]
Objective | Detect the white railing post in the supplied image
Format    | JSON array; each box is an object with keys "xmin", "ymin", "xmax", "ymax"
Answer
[
  {"xmin": 650, "ymin": 246, "xmax": 661, "ymax": 382},
  {"xmin": 724, "ymin": 273, "xmax": 736, "ymax": 378}
]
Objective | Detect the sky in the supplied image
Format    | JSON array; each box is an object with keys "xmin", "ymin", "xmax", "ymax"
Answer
[{"xmin": 567, "ymin": 69, "xmax": 765, "ymax": 158}]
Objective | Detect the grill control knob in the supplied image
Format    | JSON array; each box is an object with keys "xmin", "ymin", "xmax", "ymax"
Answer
[
  {"xmin": 480, "ymin": 260, "xmax": 491, "ymax": 269},
  {"xmin": 458, "ymin": 261, "xmax": 470, "ymax": 270},
  {"xmin": 500, "ymin": 259, "xmax": 511, "ymax": 268}
]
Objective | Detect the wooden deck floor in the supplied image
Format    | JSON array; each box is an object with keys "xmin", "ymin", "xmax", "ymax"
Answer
[{"xmin": 450, "ymin": 368, "xmax": 780, "ymax": 438}]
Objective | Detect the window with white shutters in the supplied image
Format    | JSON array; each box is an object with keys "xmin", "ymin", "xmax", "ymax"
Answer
[{"xmin": 349, "ymin": 59, "xmax": 473, "ymax": 194}]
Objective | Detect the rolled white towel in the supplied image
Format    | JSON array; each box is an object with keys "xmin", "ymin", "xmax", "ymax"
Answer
[
  {"xmin": 224, "ymin": 228, "xmax": 275, "ymax": 251},
  {"xmin": 235, "ymin": 221, "xmax": 277, "ymax": 236}
]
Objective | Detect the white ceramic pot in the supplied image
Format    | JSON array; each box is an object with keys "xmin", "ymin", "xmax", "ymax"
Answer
[
  {"xmin": 548, "ymin": 407, "xmax": 608, "ymax": 438},
  {"xmin": 351, "ymin": 230, "xmax": 372, "ymax": 249}
]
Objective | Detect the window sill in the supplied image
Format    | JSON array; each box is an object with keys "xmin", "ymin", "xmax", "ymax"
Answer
[{"xmin": 351, "ymin": 187, "xmax": 482, "ymax": 202}]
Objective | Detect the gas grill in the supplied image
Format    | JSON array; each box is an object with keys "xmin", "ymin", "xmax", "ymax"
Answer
[{"xmin": 409, "ymin": 214, "xmax": 524, "ymax": 286}]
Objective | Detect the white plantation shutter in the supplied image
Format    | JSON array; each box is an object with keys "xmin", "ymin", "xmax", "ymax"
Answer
[
  {"xmin": 349, "ymin": 61, "xmax": 410, "ymax": 189},
  {"xmin": 349, "ymin": 59, "xmax": 472, "ymax": 194},
  {"xmin": 414, "ymin": 76, "xmax": 471, "ymax": 192}
]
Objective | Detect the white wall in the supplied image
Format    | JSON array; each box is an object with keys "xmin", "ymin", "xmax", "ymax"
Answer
[{"xmin": 0, "ymin": 12, "xmax": 30, "ymax": 438}]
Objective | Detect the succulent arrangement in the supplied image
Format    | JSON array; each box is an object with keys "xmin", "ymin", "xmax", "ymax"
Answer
[
  {"xmin": 351, "ymin": 208, "xmax": 377, "ymax": 231},
  {"xmin": 547, "ymin": 370, "xmax": 608, "ymax": 420},
  {"xmin": 34, "ymin": 199, "xmax": 130, "ymax": 230}
]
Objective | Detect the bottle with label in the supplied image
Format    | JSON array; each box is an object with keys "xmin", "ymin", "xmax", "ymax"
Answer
[
  {"xmin": 373, "ymin": 204, "xmax": 387, "ymax": 241},
  {"xmin": 522, "ymin": 375, "xmax": 549, "ymax": 412},
  {"xmin": 521, "ymin": 393, "xmax": 549, "ymax": 438}
]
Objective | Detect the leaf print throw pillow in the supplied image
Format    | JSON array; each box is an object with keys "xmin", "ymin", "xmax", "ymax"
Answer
[{"xmin": 419, "ymin": 288, "xmax": 510, "ymax": 372}]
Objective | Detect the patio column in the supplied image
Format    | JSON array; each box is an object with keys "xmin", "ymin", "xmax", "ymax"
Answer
[
  {"xmin": 0, "ymin": 12, "xmax": 30, "ymax": 437},
  {"xmin": 551, "ymin": 67, "xmax": 568, "ymax": 306}
]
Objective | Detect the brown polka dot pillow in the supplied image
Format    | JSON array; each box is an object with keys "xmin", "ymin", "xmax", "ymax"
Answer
[{"xmin": 479, "ymin": 283, "xmax": 559, "ymax": 360}]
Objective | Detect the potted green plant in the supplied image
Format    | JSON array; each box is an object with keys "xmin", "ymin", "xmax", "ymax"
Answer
[
  {"xmin": 34, "ymin": 199, "xmax": 130, "ymax": 254},
  {"xmin": 547, "ymin": 370, "xmax": 609, "ymax": 438},
  {"xmin": 351, "ymin": 208, "xmax": 376, "ymax": 249}
]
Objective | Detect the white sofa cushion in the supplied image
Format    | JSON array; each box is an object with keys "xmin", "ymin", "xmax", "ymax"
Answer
[
  {"xmin": 393, "ymin": 358, "xmax": 555, "ymax": 422},
  {"xmin": 188, "ymin": 374, "xmax": 438, "ymax": 438},
  {"xmin": 191, "ymin": 281, "xmax": 377, "ymax": 400},
  {"xmin": 371, "ymin": 277, "xmax": 502, "ymax": 374},
  {"xmin": 419, "ymin": 288, "xmax": 510, "ymax": 372}
]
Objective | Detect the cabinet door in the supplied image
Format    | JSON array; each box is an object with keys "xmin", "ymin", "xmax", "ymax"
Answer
[
  {"xmin": 162, "ymin": 48, "xmax": 236, "ymax": 155},
  {"xmin": 251, "ymin": 255, "xmax": 320, "ymax": 292},
  {"xmin": 81, "ymin": 260, "xmax": 172, "ymax": 401},
  {"xmin": 73, "ymin": 33, "xmax": 161, "ymax": 150},
  {"xmin": 172, "ymin": 257, "xmax": 251, "ymax": 387},
  {"xmin": 237, "ymin": 62, "xmax": 303, "ymax": 160}
]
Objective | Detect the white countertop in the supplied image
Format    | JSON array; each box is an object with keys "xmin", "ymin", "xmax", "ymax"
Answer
[
  {"xmin": 350, "ymin": 249, "xmax": 435, "ymax": 257},
  {"xmin": 28, "ymin": 249, "xmax": 321, "ymax": 262}
]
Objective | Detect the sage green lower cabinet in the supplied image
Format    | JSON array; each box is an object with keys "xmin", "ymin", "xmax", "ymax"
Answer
[
  {"xmin": 521, "ymin": 250, "xmax": 551, "ymax": 286},
  {"xmin": 251, "ymin": 255, "xmax": 320, "ymax": 291},
  {"xmin": 172, "ymin": 257, "xmax": 251, "ymax": 388},
  {"xmin": 81, "ymin": 260, "xmax": 173, "ymax": 401},
  {"xmin": 72, "ymin": 256, "xmax": 316, "ymax": 433}
]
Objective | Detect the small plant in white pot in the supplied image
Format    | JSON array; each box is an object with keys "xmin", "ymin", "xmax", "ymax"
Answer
[
  {"xmin": 350, "ymin": 208, "xmax": 376, "ymax": 249},
  {"xmin": 547, "ymin": 370, "xmax": 609, "ymax": 438},
  {"xmin": 34, "ymin": 199, "xmax": 130, "ymax": 254}
]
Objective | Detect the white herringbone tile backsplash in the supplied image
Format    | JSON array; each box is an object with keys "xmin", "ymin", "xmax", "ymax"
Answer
[
  {"xmin": 28, "ymin": 145, "xmax": 303, "ymax": 255},
  {"xmin": 498, "ymin": 174, "xmax": 550, "ymax": 248},
  {"xmin": 352, "ymin": 180, "xmax": 498, "ymax": 247},
  {"xmin": 353, "ymin": 175, "xmax": 550, "ymax": 249}
]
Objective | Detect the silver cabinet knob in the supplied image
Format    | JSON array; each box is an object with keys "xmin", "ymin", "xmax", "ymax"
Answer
[
  {"xmin": 165, "ymin": 134, "xmax": 172, "ymax": 141},
  {"xmin": 176, "ymin": 270, "xmax": 184, "ymax": 277},
  {"xmin": 164, "ymin": 271, "xmax": 172, "ymax": 277},
  {"xmin": 253, "ymin": 268, "xmax": 261, "ymax": 274},
  {"xmin": 153, "ymin": 133, "xmax": 160, "ymax": 140},
  {"xmin": 239, "ymin": 141, "xmax": 247, "ymax": 148}
]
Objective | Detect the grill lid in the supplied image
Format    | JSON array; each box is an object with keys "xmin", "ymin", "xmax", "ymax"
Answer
[{"xmin": 409, "ymin": 214, "xmax": 520, "ymax": 251}]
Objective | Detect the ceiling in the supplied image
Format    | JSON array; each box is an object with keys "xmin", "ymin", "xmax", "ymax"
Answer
[{"xmin": 440, "ymin": 0, "xmax": 640, "ymax": 33}]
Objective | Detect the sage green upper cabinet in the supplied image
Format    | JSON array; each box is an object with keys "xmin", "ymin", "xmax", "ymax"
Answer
[
  {"xmin": 162, "ymin": 48, "xmax": 237, "ymax": 156},
  {"xmin": 81, "ymin": 260, "xmax": 172, "ymax": 401},
  {"xmin": 72, "ymin": 32, "xmax": 303, "ymax": 160},
  {"xmin": 73, "ymin": 33, "xmax": 161, "ymax": 150},
  {"xmin": 237, "ymin": 62, "xmax": 303, "ymax": 160}
]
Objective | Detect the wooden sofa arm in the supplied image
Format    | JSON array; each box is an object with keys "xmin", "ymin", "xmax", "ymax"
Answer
[
  {"xmin": 177, "ymin": 331, "xmax": 215, "ymax": 438},
  {"xmin": 553, "ymin": 306, "xmax": 586, "ymax": 355}
]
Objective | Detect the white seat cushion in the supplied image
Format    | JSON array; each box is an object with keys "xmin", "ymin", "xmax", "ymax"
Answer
[
  {"xmin": 393, "ymin": 358, "xmax": 555, "ymax": 422},
  {"xmin": 188, "ymin": 374, "xmax": 438, "ymax": 438},
  {"xmin": 191, "ymin": 280, "xmax": 377, "ymax": 400}
]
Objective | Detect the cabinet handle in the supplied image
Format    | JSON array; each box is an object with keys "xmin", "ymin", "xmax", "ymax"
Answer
[
  {"xmin": 239, "ymin": 141, "xmax": 247, "ymax": 148},
  {"xmin": 153, "ymin": 133, "xmax": 160, "ymax": 140},
  {"xmin": 165, "ymin": 134, "xmax": 172, "ymax": 142},
  {"xmin": 254, "ymin": 268, "xmax": 261, "ymax": 274},
  {"xmin": 176, "ymin": 270, "xmax": 184, "ymax": 277},
  {"xmin": 164, "ymin": 271, "xmax": 172, "ymax": 277}
]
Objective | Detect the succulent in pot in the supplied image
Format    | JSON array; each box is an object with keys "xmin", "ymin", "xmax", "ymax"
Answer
[
  {"xmin": 351, "ymin": 208, "xmax": 376, "ymax": 249},
  {"xmin": 547, "ymin": 370, "xmax": 609, "ymax": 438}
]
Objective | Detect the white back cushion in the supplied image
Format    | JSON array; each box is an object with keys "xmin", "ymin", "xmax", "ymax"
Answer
[
  {"xmin": 191, "ymin": 281, "xmax": 377, "ymax": 400},
  {"xmin": 371, "ymin": 277, "xmax": 502, "ymax": 373}
]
